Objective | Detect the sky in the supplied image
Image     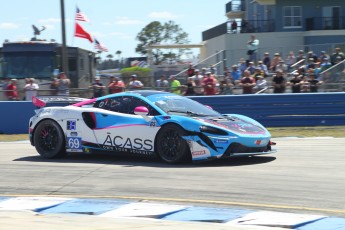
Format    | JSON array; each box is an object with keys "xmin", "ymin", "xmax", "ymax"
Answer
[{"xmin": 0, "ymin": 0, "xmax": 230, "ymax": 59}]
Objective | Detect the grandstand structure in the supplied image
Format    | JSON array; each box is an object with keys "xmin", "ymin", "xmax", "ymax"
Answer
[{"xmin": 202, "ymin": 0, "xmax": 345, "ymax": 75}]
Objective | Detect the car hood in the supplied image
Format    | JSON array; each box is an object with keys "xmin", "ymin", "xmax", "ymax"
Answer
[{"xmin": 193, "ymin": 115, "xmax": 267, "ymax": 135}]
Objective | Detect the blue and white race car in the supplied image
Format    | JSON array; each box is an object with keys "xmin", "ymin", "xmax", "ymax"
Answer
[{"xmin": 29, "ymin": 90, "xmax": 276, "ymax": 164}]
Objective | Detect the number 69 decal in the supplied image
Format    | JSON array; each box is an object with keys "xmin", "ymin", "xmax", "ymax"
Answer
[{"xmin": 67, "ymin": 137, "xmax": 82, "ymax": 149}]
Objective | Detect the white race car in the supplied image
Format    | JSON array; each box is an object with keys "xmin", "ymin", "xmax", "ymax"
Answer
[{"xmin": 29, "ymin": 90, "xmax": 276, "ymax": 164}]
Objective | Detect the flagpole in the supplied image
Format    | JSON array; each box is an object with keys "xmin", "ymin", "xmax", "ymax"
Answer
[{"xmin": 60, "ymin": 0, "xmax": 68, "ymax": 74}]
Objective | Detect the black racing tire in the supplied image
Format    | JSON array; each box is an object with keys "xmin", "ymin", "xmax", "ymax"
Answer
[
  {"xmin": 33, "ymin": 119, "xmax": 66, "ymax": 159},
  {"xmin": 155, "ymin": 124, "xmax": 191, "ymax": 164}
]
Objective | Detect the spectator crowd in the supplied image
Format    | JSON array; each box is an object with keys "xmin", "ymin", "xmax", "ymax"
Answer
[{"xmin": 1, "ymin": 47, "xmax": 345, "ymax": 100}]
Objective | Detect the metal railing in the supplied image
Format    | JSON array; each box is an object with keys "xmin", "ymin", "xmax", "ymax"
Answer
[{"xmin": 306, "ymin": 17, "xmax": 345, "ymax": 31}]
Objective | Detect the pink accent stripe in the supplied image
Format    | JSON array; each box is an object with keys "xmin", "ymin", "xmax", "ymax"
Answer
[
  {"xmin": 94, "ymin": 124, "xmax": 149, "ymax": 130},
  {"xmin": 72, "ymin": 98, "xmax": 96, "ymax": 107}
]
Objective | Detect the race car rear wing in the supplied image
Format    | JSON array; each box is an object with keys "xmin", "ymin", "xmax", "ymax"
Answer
[{"xmin": 32, "ymin": 96, "xmax": 88, "ymax": 108}]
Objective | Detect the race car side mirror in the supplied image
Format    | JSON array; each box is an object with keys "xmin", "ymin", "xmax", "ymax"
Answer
[
  {"xmin": 134, "ymin": 106, "xmax": 152, "ymax": 122},
  {"xmin": 134, "ymin": 106, "xmax": 149, "ymax": 115}
]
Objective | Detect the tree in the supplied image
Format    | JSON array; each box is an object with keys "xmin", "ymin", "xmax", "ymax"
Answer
[
  {"xmin": 115, "ymin": 50, "xmax": 122, "ymax": 60},
  {"xmin": 106, "ymin": 54, "xmax": 114, "ymax": 59},
  {"xmin": 136, "ymin": 21, "xmax": 190, "ymax": 65}
]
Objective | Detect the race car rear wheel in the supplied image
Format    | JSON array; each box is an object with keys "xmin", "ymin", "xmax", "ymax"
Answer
[
  {"xmin": 33, "ymin": 119, "xmax": 66, "ymax": 159},
  {"xmin": 155, "ymin": 124, "xmax": 191, "ymax": 164}
]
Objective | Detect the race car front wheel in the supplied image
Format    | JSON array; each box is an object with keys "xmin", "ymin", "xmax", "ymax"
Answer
[
  {"xmin": 155, "ymin": 124, "xmax": 191, "ymax": 164},
  {"xmin": 33, "ymin": 119, "xmax": 66, "ymax": 159}
]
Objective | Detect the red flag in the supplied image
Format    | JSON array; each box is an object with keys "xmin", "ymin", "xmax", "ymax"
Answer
[{"xmin": 74, "ymin": 22, "xmax": 93, "ymax": 43}]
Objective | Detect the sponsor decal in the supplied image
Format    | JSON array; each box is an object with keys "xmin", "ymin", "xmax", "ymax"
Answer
[
  {"xmin": 191, "ymin": 150, "xmax": 206, "ymax": 156},
  {"xmin": 102, "ymin": 134, "xmax": 154, "ymax": 156},
  {"xmin": 214, "ymin": 139, "xmax": 228, "ymax": 144},
  {"xmin": 84, "ymin": 148, "xmax": 91, "ymax": 153},
  {"xmin": 67, "ymin": 137, "xmax": 82, "ymax": 151},
  {"xmin": 70, "ymin": 131, "xmax": 78, "ymax": 136},
  {"xmin": 149, "ymin": 120, "xmax": 156, "ymax": 127},
  {"xmin": 67, "ymin": 120, "xmax": 77, "ymax": 130}
]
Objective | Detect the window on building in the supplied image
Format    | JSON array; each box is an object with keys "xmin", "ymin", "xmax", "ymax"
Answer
[{"xmin": 283, "ymin": 6, "xmax": 302, "ymax": 28}]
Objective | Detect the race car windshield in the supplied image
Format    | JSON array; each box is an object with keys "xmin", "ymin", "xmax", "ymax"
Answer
[
  {"xmin": 154, "ymin": 97, "xmax": 220, "ymax": 117},
  {"xmin": 166, "ymin": 110, "xmax": 208, "ymax": 117}
]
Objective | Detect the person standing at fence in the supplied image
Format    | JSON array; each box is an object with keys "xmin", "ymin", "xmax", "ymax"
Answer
[
  {"xmin": 231, "ymin": 20, "xmax": 238, "ymax": 33},
  {"xmin": 288, "ymin": 72, "xmax": 302, "ymax": 93},
  {"xmin": 169, "ymin": 75, "xmax": 181, "ymax": 95},
  {"xmin": 24, "ymin": 78, "xmax": 39, "ymax": 101},
  {"xmin": 285, "ymin": 51, "xmax": 296, "ymax": 72},
  {"xmin": 202, "ymin": 72, "xmax": 217, "ymax": 95},
  {"xmin": 230, "ymin": 65, "xmax": 241, "ymax": 86},
  {"xmin": 57, "ymin": 72, "xmax": 71, "ymax": 96},
  {"xmin": 308, "ymin": 71, "xmax": 323, "ymax": 93},
  {"xmin": 184, "ymin": 77, "xmax": 196, "ymax": 96},
  {"xmin": 50, "ymin": 78, "xmax": 59, "ymax": 96},
  {"xmin": 239, "ymin": 70, "xmax": 256, "ymax": 94},
  {"xmin": 187, "ymin": 64, "xmax": 195, "ymax": 77},
  {"xmin": 246, "ymin": 35, "xmax": 259, "ymax": 63},
  {"xmin": 272, "ymin": 70, "xmax": 286, "ymax": 93},
  {"xmin": 1, "ymin": 78, "xmax": 10, "ymax": 99},
  {"xmin": 5, "ymin": 79, "xmax": 19, "ymax": 100},
  {"xmin": 156, "ymin": 75, "xmax": 169, "ymax": 91},
  {"xmin": 190, "ymin": 69, "xmax": 205, "ymax": 96},
  {"xmin": 262, "ymin": 52, "xmax": 271, "ymax": 70},
  {"xmin": 89, "ymin": 76, "xmax": 105, "ymax": 98},
  {"xmin": 331, "ymin": 47, "xmax": 345, "ymax": 65},
  {"xmin": 127, "ymin": 74, "xmax": 144, "ymax": 90},
  {"xmin": 108, "ymin": 76, "xmax": 125, "ymax": 94},
  {"xmin": 270, "ymin": 53, "xmax": 282, "ymax": 72}
]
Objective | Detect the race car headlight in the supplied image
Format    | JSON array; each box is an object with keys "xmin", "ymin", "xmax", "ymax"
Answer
[{"xmin": 199, "ymin": 125, "xmax": 228, "ymax": 135}]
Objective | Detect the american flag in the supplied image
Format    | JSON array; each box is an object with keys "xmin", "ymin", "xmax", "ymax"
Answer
[
  {"xmin": 94, "ymin": 39, "xmax": 108, "ymax": 52},
  {"xmin": 75, "ymin": 6, "xmax": 90, "ymax": 22}
]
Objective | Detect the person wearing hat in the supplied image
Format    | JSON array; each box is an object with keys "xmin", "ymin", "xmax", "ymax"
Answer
[
  {"xmin": 230, "ymin": 64, "xmax": 241, "ymax": 85},
  {"xmin": 296, "ymin": 50, "xmax": 306, "ymax": 64},
  {"xmin": 238, "ymin": 58, "xmax": 247, "ymax": 76},
  {"xmin": 190, "ymin": 69, "xmax": 205, "ymax": 95},
  {"xmin": 246, "ymin": 61, "xmax": 256, "ymax": 75},
  {"xmin": 275, "ymin": 59, "xmax": 288, "ymax": 73},
  {"xmin": 127, "ymin": 74, "xmax": 144, "ymax": 90},
  {"xmin": 272, "ymin": 69, "xmax": 286, "ymax": 93},
  {"xmin": 256, "ymin": 60, "xmax": 269, "ymax": 77},
  {"xmin": 5, "ymin": 79, "xmax": 19, "ymax": 100},
  {"xmin": 331, "ymin": 47, "xmax": 345, "ymax": 65},
  {"xmin": 169, "ymin": 75, "xmax": 181, "ymax": 95},
  {"xmin": 288, "ymin": 72, "xmax": 302, "ymax": 93},
  {"xmin": 285, "ymin": 51, "xmax": 296, "ymax": 72},
  {"xmin": 202, "ymin": 71, "xmax": 217, "ymax": 95},
  {"xmin": 253, "ymin": 74, "xmax": 267, "ymax": 93},
  {"xmin": 320, "ymin": 57, "xmax": 332, "ymax": 71},
  {"xmin": 270, "ymin": 53, "xmax": 282, "ymax": 72},
  {"xmin": 319, "ymin": 51, "xmax": 330, "ymax": 62},
  {"xmin": 262, "ymin": 52, "xmax": 271, "ymax": 70},
  {"xmin": 24, "ymin": 78, "xmax": 39, "ymax": 101},
  {"xmin": 308, "ymin": 70, "xmax": 323, "ymax": 93},
  {"xmin": 89, "ymin": 76, "xmax": 105, "ymax": 98},
  {"xmin": 187, "ymin": 64, "xmax": 195, "ymax": 77}
]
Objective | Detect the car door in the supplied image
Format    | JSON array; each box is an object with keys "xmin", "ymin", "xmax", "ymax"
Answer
[{"xmin": 91, "ymin": 96, "xmax": 161, "ymax": 156}]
